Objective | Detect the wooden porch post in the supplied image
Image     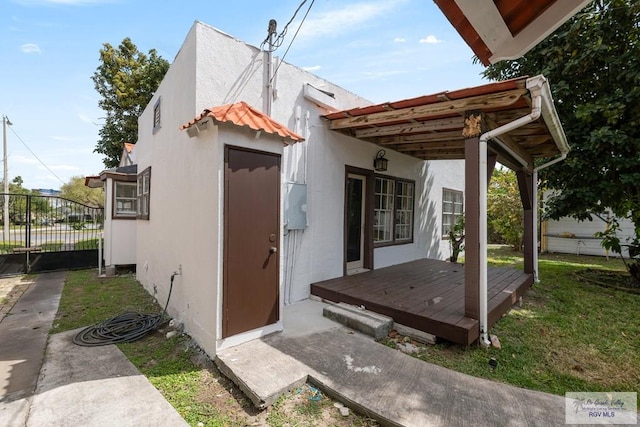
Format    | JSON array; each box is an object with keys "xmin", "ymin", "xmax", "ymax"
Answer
[
  {"xmin": 463, "ymin": 111, "xmax": 486, "ymax": 320},
  {"xmin": 487, "ymin": 152, "xmax": 497, "ymax": 185},
  {"xmin": 517, "ymin": 170, "xmax": 534, "ymax": 274}
]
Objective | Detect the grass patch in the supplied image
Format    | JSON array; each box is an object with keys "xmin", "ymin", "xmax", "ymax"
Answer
[
  {"xmin": 0, "ymin": 242, "xmax": 21, "ymax": 254},
  {"xmin": 52, "ymin": 270, "xmax": 158, "ymax": 333},
  {"xmin": 382, "ymin": 248, "xmax": 640, "ymax": 397},
  {"xmin": 40, "ymin": 242, "xmax": 63, "ymax": 251},
  {"xmin": 54, "ymin": 270, "xmax": 379, "ymax": 426},
  {"xmin": 74, "ymin": 238, "xmax": 99, "ymax": 250}
]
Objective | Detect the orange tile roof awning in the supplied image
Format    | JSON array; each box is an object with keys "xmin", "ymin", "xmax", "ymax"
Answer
[
  {"xmin": 323, "ymin": 75, "xmax": 568, "ymax": 171},
  {"xmin": 434, "ymin": 0, "xmax": 592, "ymax": 65},
  {"xmin": 180, "ymin": 101, "xmax": 304, "ymax": 144}
]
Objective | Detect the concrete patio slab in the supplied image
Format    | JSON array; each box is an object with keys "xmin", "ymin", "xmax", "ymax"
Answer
[{"xmin": 218, "ymin": 298, "xmax": 585, "ymax": 427}]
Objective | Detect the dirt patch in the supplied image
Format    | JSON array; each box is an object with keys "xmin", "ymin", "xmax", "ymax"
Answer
[
  {"xmin": 573, "ymin": 269, "xmax": 640, "ymax": 294},
  {"xmin": 545, "ymin": 343, "xmax": 638, "ymax": 389},
  {"xmin": 0, "ymin": 276, "xmax": 34, "ymax": 322},
  {"xmin": 185, "ymin": 340, "xmax": 379, "ymax": 427}
]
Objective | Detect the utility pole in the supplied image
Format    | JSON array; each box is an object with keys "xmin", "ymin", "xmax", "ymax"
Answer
[
  {"xmin": 2, "ymin": 115, "xmax": 11, "ymax": 242},
  {"xmin": 263, "ymin": 19, "xmax": 277, "ymax": 116}
]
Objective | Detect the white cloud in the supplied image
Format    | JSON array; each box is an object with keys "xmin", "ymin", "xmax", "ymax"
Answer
[
  {"xmin": 419, "ymin": 35, "xmax": 442, "ymax": 44},
  {"xmin": 303, "ymin": 65, "xmax": 321, "ymax": 72},
  {"xmin": 394, "ymin": 37, "xmax": 406, "ymax": 43},
  {"xmin": 20, "ymin": 43, "xmax": 41, "ymax": 54},
  {"xmin": 297, "ymin": 1, "xmax": 404, "ymax": 41}
]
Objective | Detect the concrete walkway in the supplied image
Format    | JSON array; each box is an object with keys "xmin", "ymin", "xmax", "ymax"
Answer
[
  {"xmin": 217, "ymin": 299, "xmax": 586, "ymax": 427},
  {"xmin": 0, "ymin": 272, "xmax": 187, "ymax": 427}
]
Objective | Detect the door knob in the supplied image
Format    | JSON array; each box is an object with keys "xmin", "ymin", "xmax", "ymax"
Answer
[{"xmin": 270, "ymin": 246, "xmax": 278, "ymax": 254}]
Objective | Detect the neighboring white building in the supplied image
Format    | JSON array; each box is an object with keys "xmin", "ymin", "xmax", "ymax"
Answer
[
  {"xmin": 128, "ymin": 21, "xmax": 465, "ymax": 356},
  {"xmin": 543, "ymin": 213, "xmax": 634, "ymax": 258},
  {"xmin": 119, "ymin": 142, "xmax": 136, "ymax": 167},
  {"xmin": 86, "ymin": 163, "xmax": 138, "ymax": 272}
]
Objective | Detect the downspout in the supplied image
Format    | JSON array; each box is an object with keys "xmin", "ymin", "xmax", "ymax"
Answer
[{"xmin": 477, "ymin": 76, "xmax": 545, "ymax": 346}]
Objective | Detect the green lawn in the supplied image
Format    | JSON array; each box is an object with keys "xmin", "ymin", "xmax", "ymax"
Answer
[
  {"xmin": 383, "ymin": 247, "xmax": 639, "ymax": 396},
  {"xmin": 52, "ymin": 270, "xmax": 376, "ymax": 427},
  {"xmin": 51, "ymin": 251, "xmax": 639, "ymax": 425}
]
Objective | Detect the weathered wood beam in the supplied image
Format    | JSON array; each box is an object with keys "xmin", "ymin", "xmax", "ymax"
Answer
[
  {"xmin": 329, "ymin": 89, "xmax": 527, "ymax": 130},
  {"xmin": 377, "ymin": 130, "xmax": 464, "ymax": 145},
  {"xmin": 493, "ymin": 155, "xmax": 523, "ymax": 172},
  {"xmin": 484, "ymin": 116, "xmax": 534, "ymax": 167},
  {"xmin": 354, "ymin": 117, "xmax": 465, "ymax": 139},
  {"xmin": 392, "ymin": 141, "xmax": 466, "ymax": 152},
  {"xmin": 414, "ymin": 152, "xmax": 466, "ymax": 160}
]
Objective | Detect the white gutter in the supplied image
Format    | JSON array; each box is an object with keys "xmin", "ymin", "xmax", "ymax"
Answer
[
  {"xmin": 531, "ymin": 76, "xmax": 570, "ymax": 282},
  {"xmin": 477, "ymin": 75, "xmax": 559, "ymax": 346}
]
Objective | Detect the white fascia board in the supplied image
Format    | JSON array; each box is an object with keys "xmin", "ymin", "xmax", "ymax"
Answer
[
  {"xmin": 454, "ymin": 0, "xmax": 512, "ymax": 52},
  {"xmin": 455, "ymin": 0, "xmax": 592, "ymax": 64},
  {"xmin": 491, "ymin": 0, "xmax": 592, "ymax": 63}
]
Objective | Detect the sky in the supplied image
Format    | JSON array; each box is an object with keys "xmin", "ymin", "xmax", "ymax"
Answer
[{"xmin": 0, "ymin": 0, "xmax": 487, "ymax": 190}]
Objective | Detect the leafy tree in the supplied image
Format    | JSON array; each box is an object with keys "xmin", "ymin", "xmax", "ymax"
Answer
[
  {"xmin": 92, "ymin": 38, "xmax": 169, "ymax": 168},
  {"xmin": 0, "ymin": 176, "xmax": 50, "ymax": 224},
  {"xmin": 482, "ymin": 0, "xmax": 640, "ymax": 278},
  {"xmin": 487, "ymin": 168, "xmax": 523, "ymax": 250},
  {"xmin": 448, "ymin": 214, "xmax": 465, "ymax": 262},
  {"xmin": 59, "ymin": 176, "xmax": 104, "ymax": 208}
]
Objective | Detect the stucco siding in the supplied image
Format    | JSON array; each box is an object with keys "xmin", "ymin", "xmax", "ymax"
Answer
[
  {"xmin": 102, "ymin": 178, "xmax": 136, "ymax": 266},
  {"xmin": 134, "ymin": 21, "xmax": 466, "ymax": 354}
]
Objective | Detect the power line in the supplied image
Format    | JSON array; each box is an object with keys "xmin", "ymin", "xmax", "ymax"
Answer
[
  {"xmin": 7, "ymin": 126, "xmax": 65, "ymax": 185},
  {"xmin": 261, "ymin": 0, "xmax": 313, "ymax": 52},
  {"xmin": 270, "ymin": 0, "xmax": 315, "ymax": 82}
]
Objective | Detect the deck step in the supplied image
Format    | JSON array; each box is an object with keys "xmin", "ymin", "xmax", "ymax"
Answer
[{"xmin": 323, "ymin": 303, "xmax": 393, "ymax": 340}]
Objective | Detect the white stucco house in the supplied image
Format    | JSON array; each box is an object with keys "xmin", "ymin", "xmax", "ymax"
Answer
[
  {"xmin": 128, "ymin": 21, "xmax": 467, "ymax": 356},
  {"xmin": 86, "ymin": 162, "xmax": 138, "ymax": 273}
]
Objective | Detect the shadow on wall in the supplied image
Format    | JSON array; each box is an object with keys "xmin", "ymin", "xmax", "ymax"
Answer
[
  {"xmin": 418, "ymin": 162, "xmax": 442, "ymax": 259},
  {"xmin": 223, "ymin": 51, "xmax": 262, "ymax": 105}
]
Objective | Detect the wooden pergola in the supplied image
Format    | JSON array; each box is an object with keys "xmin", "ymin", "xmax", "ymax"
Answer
[{"xmin": 323, "ymin": 75, "xmax": 568, "ymax": 343}]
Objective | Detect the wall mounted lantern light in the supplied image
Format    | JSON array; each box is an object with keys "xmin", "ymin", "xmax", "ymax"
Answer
[{"xmin": 373, "ymin": 149, "xmax": 388, "ymax": 172}]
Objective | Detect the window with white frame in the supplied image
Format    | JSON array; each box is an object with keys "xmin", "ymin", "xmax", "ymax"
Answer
[
  {"xmin": 113, "ymin": 182, "xmax": 137, "ymax": 218},
  {"xmin": 395, "ymin": 181, "xmax": 414, "ymax": 241},
  {"xmin": 442, "ymin": 188, "xmax": 463, "ymax": 236},
  {"xmin": 137, "ymin": 167, "xmax": 151, "ymax": 220},
  {"xmin": 374, "ymin": 177, "xmax": 394, "ymax": 243},
  {"xmin": 374, "ymin": 177, "xmax": 415, "ymax": 245}
]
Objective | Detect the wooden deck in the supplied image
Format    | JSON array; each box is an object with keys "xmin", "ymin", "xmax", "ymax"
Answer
[{"xmin": 311, "ymin": 258, "xmax": 533, "ymax": 345}]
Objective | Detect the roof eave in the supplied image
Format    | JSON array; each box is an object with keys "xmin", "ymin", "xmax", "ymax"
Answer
[
  {"xmin": 526, "ymin": 75, "xmax": 569, "ymax": 156},
  {"xmin": 436, "ymin": 0, "xmax": 592, "ymax": 66}
]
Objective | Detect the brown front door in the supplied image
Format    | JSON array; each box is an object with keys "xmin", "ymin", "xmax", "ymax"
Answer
[{"xmin": 223, "ymin": 146, "xmax": 280, "ymax": 338}]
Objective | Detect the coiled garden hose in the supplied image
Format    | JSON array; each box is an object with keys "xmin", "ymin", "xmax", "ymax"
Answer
[{"xmin": 73, "ymin": 272, "xmax": 177, "ymax": 347}]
